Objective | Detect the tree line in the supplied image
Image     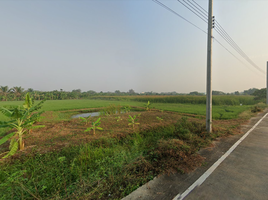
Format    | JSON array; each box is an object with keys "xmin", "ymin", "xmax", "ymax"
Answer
[
  {"xmin": 0, "ymin": 86, "xmax": 264, "ymax": 101},
  {"xmin": 0, "ymin": 87, "xmax": 144, "ymax": 101}
]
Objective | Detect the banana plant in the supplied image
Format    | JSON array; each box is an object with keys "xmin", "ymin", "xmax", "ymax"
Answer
[
  {"xmin": 0, "ymin": 93, "xmax": 45, "ymax": 158},
  {"xmin": 156, "ymin": 116, "xmax": 163, "ymax": 122},
  {"xmin": 124, "ymin": 105, "xmax": 131, "ymax": 113},
  {"xmin": 145, "ymin": 101, "xmax": 151, "ymax": 111},
  {"xmin": 84, "ymin": 117, "xmax": 103, "ymax": 135},
  {"xmin": 128, "ymin": 115, "xmax": 140, "ymax": 129},
  {"xmin": 79, "ymin": 116, "xmax": 91, "ymax": 125}
]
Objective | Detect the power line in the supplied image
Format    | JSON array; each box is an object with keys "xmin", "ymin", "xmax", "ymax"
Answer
[
  {"xmin": 214, "ymin": 23, "xmax": 265, "ymax": 73},
  {"xmin": 213, "ymin": 38, "xmax": 264, "ymax": 77},
  {"xmin": 153, "ymin": 0, "xmax": 264, "ymax": 76},
  {"xmin": 177, "ymin": 0, "xmax": 208, "ymax": 23},
  {"xmin": 152, "ymin": 0, "xmax": 207, "ymax": 34},
  {"xmin": 184, "ymin": 0, "xmax": 208, "ymax": 19},
  {"xmin": 192, "ymin": 0, "xmax": 208, "ymax": 15},
  {"xmin": 179, "ymin": 0, "xmax": 265, "ymax": 74}
]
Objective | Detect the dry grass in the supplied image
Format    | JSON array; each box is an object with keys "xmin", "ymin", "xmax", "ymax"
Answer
[
  {"xmin": 0, "ymin": 109, "xmax": 250, "ymax": 200},
  {"xmin": 0, "ymin": 110, "xmax": 246, "ymax": 159}
]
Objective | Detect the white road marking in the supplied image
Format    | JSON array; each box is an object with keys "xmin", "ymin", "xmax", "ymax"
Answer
[{"xmin": 173, "ymin": 112, "xmax": 268, "ymax": 200}]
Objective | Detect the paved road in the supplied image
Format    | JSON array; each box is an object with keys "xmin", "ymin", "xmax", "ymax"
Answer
[
  {"xmin": 183, "ymin": 113, "xmax": 268, "ymax": 200},
  {"xmin": 123, "ymin": 111, "xmax": 268, "ymax": 200}
]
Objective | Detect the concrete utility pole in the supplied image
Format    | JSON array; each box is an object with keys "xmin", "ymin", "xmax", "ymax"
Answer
[
  {"xmin": 267, "ymin": 62, "xmax": 268, "ymax": 104},
  {"xmin": 206, "ymin": 0, "xmax": 213, "ymax": 133}
]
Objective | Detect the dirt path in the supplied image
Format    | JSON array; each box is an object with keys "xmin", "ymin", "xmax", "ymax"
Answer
[{"xmin": 122, "ymin": 110, "xmax": 268, "ymax": 200}]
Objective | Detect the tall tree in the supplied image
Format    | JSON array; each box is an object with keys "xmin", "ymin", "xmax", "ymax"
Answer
[
  {"xmin": 128, "ymin": 89, "xmax": 136, "ymax": 95},
  {"xmin": 0, "ymin": 86, "xmax": 10, "ymax": 101},
  {"xmin": 252, "ymin": 88, "xmax": 266, "ymax": 100},
  {"xmin": 115, "ymin": 90, "xmax": 121, "ymax": 95},
  {"xmin": 27, "ymin": 88, "xmax": 34, "ymax": 93},
  {"xmin": 11, "ymin": 86, "xmax": 25, "ymax": 101}
]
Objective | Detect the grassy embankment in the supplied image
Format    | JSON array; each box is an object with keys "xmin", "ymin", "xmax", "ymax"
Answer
[{"xmin": 0, "ymin": 96, "xmax": 265, "ymax": 199}]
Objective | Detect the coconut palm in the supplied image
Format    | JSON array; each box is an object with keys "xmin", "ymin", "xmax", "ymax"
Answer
[
  {"xmin": 11, "ymin": 86, "xmax": 25, "ymax": 101},
  {"xmin": 0, "ymin": 86, "xmax": 10, "ymax": 101},
  {"xmin": 27, "ymin": 88, "xmax": 34, "ymax": 93}
]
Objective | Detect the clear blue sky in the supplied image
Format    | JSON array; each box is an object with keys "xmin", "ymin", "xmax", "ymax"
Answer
[{"xmin": 1, "ymin": 0, "xmax": 267, "ymax": 93}]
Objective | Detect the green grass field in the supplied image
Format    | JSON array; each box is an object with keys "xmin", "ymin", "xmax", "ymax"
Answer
[
  {"xmin": 0, "ymin": 98, "xmax": 262, "ymax": 122},
  {"xmin": 0, "ymin": 100, "xmax": 144, "ymax": 121}
]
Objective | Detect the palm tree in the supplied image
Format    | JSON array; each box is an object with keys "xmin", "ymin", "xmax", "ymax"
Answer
[
  {"xmin": 27, "ymin": 88, "xmax": 34, "ymax": 93},
  {"xmin": 11, "ymin": 86, "xmax": 25, "ymax": 101},
  {"xmin": 0, "ymin": 86, "xmax": 10, "ymax": 101}
]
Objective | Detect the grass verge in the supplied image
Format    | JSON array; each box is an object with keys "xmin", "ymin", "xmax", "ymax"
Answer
[{"xmin": 0, "ymin": 110, "xmax": 245, "ymax": 200}]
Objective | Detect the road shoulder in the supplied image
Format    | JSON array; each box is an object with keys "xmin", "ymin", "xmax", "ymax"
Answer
[{"xmin": 122, "ymin": 110, "xmax": 268, "ymax": 200}]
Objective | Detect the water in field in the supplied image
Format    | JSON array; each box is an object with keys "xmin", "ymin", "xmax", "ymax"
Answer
[
  {"xmin": 71, "ymin": 111, "xmax": 132, "ymax": 118},
  {"xmin": 71, "ymin": 112, "xmax": 100, "ymax": 118}
]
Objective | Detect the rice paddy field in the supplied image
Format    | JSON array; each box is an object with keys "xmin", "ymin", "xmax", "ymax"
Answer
[
  {"xmin": 0, "ymin": 95, "xmax": 260, "ymax": 122},
  {"xmin": 0, "ymin": 95, "xmax": 266, "ymax": 199}
]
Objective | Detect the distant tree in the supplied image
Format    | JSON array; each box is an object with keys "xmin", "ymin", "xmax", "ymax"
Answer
[
  {"xmin": 234, "ymin": 91, "xmax": 240, "ymax": 95},
  {"xmin": 52, "ymin": 90, "xmax": 60, "ymax": 100},
  {"xmin": 189, "ymin": 91, "xmax": 199, "ymax": 95},
  {"xmin": 243, "ymin": 88, "xmax": 258, "ymax": 95},
  {"xmin": 27, "ymin": 88, "xmax": 34, "ymax": 93},
  {"xmin": 212, "ymin": 90, "xmax": 225, "ymax": 95},
  {"xmin": 115, "ymin": 90, "xmax": 121, "ymax": 95},
  {"xmin": 0, "ymin": 86, "xmax": 10, "ymax": 101},
  {"xmin": 128, "ymin": 89, "xmax": 136, "ymax": 95},
  {"xmin": 252, "ymin": 88, "xmax": 266, "ymax": 100},
  {"xmin": 71, "ymin": 89, "xmax": 81, "ymax": 99},
  {"xmin": 72, "ymin": 89, "xmax": 81, "ymax": 94},
  {"xmin": 87, "ymin": 90, "xmax": 97, "ymax": 95},
  {"xmin": 11, "ymin": 86, "xmax": 25, "ymax": 100}
]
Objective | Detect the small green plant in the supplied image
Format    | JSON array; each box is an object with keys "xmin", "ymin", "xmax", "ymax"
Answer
[
  {"xmin": 79, "ymin": 116, "xmax": 91, "ymax": 125},
  {"xmin": 0, "ymin": 93, "xmax": 45, "ymax": 158},
  {"xmin": 128, "ymin": 115, "xmax": 140, "ymax": 129},
  {"xmin": 115, "ymin": 116, "xmax": 122, "ymax": 122},
  {"xmin": 85, "ymin": 117, "xmax": 103, "ymax": 135},
  {"xmin": 58, "ymin": 156, "xmax": 66, "ymax": 163},
  {"xmin": 124, "ymin": 105, "xmax": 131, "ymax": 113},
  {"xmin": 145, "ymin": 101, "xmax": 151, "ymax": 111},
  {"xmin": 156, "ymin": 116, "xmax": 163, "ymax": 122}
]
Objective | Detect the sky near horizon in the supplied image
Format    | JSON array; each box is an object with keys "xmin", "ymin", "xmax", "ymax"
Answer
[{"xmin": 1, "ymin": 0, "xmax": 267, "ymax": 93}]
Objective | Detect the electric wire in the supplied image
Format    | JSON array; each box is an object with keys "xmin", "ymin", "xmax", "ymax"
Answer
[
  {"xmin": 152, "ymin": 0, "xmax": 207, "ymax": 34},
  {"xmin": 177, "ymin": 0, "xmax": 265, "ymax": 74},
  {"xmin": 177, "ymin": 0, "xmax": 208, "ymax": 23},
  {"xmin": 192, "ymin": 0, "xmax": 208, "ymax": 15},
  {"xmin": 183, "ymin": 0, "xmax": 208, "ymax": 19},
  {"xmin": 214, "ymin": 22, "xmax": 265, "ymax": 73},
  {"xmin": 213, "ymin": 38, "xmax": 264, "ymax": 77},
  {"xmin": 153, "ymin": 0, "xmax": 264, "ymax": 76}
]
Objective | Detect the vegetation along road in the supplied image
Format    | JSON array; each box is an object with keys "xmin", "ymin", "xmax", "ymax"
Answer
[
  {"xmin": 0, "ymin": 94, "xmax": 266, "ymax": 199},
  {"xmin": 123, "ymin": 110, "xmax": 268, "ymax": 200}
]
